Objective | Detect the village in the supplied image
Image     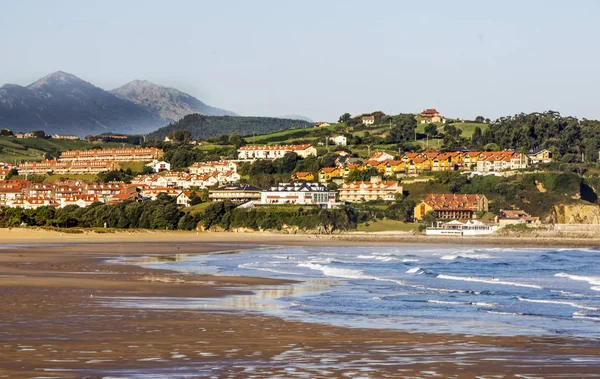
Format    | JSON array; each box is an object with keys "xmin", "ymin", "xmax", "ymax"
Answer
[{"xmin": 0, "ymin": 108, "xmax": 561, "ymax": 235}]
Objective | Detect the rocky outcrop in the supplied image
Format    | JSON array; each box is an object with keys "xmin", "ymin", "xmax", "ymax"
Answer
[{"xmin": 550, "ymin": 203, "xmax": 600, "ymax": 224}]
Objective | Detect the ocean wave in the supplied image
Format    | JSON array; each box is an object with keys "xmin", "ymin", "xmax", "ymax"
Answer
[
  {"xmin": 517, "ymin": 296, "xmax": 598, "ymax": 311},
  {"xmin": 401, "ymin": 258, "xmax": 419, "ymax": 262},
  {"xmin": 297, "ymin": 262, "xmax": 405, "ymax": 286},
  {"xmin": 555, "ymin": 273, "xmax": 600, "ymax": 291},
  {"xmin": 572, "ymin": 310, "xmax": 600, "ymax": 321},
  {"xmin": 298, "ymin": 262, "xmax": 373, "ymax": 280},
  {"xmin": 427, "ymin": 300, "xmax": 495, "ymax": 307},
  {"xmin": 237, "ymin": 263, "xmax": 300, "ymax": 276},
  {"xmin": 405, "ymin": 267, "xmax": 421, "ymax": 274},
  {"xmin": 440, "ymin": 253, "xmax": 495, "ymax": 260},
  {"xmin": 412, "ymin": 285, "xmax": 482, "ymax": 295},
  {"xmin": 437, "ymin": 274, "xmax": 542, "ymax": 289},
  {"xmin": 356, "ymin": 254, "xmax": 397, "ymax": 262}
]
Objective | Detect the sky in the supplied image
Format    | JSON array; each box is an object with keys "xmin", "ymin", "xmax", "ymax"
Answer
[{"xmin": 1, "ymin": 0, "xmax": 599, "ymax": 122}]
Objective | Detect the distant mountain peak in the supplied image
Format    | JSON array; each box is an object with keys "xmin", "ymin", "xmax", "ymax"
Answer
[
  {"xmin": 27, "ymin": 71, "xmax": 91, "ymax": 90},
  {"xmin": 0, "ymin": 71, "xmax": 237, "ymax": 137},
  {"xmin": 111, "ymin": 80, "xmax": 236, "ymax": 121}
]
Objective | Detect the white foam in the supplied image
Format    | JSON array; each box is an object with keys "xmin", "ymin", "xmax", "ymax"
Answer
[
  {"xmin": 405, "ymin": 267, "xmax": 421, "ymax": 274},
  {"xmin": 441, "ymin": 253, "xmax": 494, "ymax": 260},
  {"xmin": 297, "ymin": 262, "xmax": 404, "ymax": 285},
  {"xmin": 555, "ymin": 273, "xmax": 600, "ymax": 291},
  {"xmin": 517, "ymin": 296, "xmax": 598, "ymax": 311},
  {"xmin": 437, "ymin": 274, "xmax": 542, "ymax": 289},
  {"xmin": 402, "ymin": 258, "xmax": 419, "ymax": 262}
]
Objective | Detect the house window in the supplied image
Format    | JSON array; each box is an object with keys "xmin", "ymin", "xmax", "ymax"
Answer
[{"xmin": 420, "ymin": 204, "xmax": 425, "ymax": 216}]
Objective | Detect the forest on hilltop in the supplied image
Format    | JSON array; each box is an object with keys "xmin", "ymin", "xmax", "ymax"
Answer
[{"xmin": 147, "ymin": 114, "xmax": 312, "ymax": 140}]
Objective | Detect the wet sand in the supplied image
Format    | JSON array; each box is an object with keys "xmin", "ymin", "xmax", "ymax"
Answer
[
  {"xmin": 0, "ymin": 238, "xmax": 599, "ymax": 378},
  {"xmin": 1, "ymin": 227, "xmax": 600, "ymax": 248}
]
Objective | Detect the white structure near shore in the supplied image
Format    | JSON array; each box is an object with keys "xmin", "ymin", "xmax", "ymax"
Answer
[
  {"xmin": 426, "ymin": 220, "xmax": 498, "ymax": 236},
  {"xmin": 260, "ymin": 182, "xmax": 336, "ymax": 207}
]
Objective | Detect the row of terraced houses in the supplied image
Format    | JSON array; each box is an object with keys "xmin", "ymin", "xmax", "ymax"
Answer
[
  {"xmin": 17, "ymin": 148, "xmax": 164, "ymax": 175},
  {"xmin": 315, "ymin": 150, "xmax": 552, "ymax": 183}
]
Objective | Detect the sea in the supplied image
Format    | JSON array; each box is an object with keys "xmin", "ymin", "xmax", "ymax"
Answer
[{"xmin": 118, "ymin": 244, "xmax": 600, "ymax": 338}]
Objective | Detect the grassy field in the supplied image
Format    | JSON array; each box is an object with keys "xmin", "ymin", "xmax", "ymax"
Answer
[
  {"xmin": 453, "ymin": 122, "xmax": 489, "ymax": 138},
  {"xmin": 119, "ymin": 161, "xmax": 148, "ymax": 173},
  {"xmin": 356, "ymin": 219, "xmax": 420, "ymax": 232},
  {"xmin": 195, "ymin": 143, "xmax": 235, "ymax": 151},
  {"xmin": 245, "ymin": 124, "xmax": 339, "ymax": 144}
]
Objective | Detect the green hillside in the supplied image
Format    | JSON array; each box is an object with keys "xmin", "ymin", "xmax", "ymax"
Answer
[{"xmin": 147, "ymin": 114, "xmax": 312, "ymax": 141}]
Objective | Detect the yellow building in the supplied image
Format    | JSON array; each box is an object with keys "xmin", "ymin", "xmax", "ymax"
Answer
[
  {"xmin": 318, "ymin": 167, "xmax": 342, "ymax": 183},
  {"xmin": 414, "ymin": 193, "xmax": 489, "ymax": 221}
]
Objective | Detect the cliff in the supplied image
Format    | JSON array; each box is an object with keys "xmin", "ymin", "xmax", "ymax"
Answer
[{"xmin": 550, "ymin": 203, "xmax": 600, "ymax": 224}]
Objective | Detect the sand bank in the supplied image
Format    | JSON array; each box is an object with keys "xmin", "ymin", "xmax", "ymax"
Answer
[{"xmin": 1, "ymin": 227, "xmax": 600, "ymax": 248}]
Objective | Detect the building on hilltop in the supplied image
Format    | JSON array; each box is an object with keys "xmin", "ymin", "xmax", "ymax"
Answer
[
  {"xmin": 419, "ymin": 109, "xmax": 446, "ymax": 124},
  {"xmin": 361, "ymin": 115, "xmax": 375, "ymax": 125},
  {"xmin": 260, "ymin": 182, "xmax": 336, "ymax": 208},
  {"xmin": 339, "ymin": 177, "xmax": 403, "ymax": 202},
  {"xmin": 51, "ymin": 134, "xmax": 79, "ymax": 140},
  {"xmin": 237, "ymin": 144, "xmax": 317, "ymax": 160},
  {"xmin": 414, "ymin": 193, "xmax": 489, "ymax": 221}
]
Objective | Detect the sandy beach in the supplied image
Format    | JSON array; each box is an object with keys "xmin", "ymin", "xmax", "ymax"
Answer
[{"xmin": 0, "ymin": 230, "xmax": 599, "ymax": 378}]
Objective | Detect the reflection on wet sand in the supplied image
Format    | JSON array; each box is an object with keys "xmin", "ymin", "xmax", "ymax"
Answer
[{"xmin": 105, "ymin": 280, "xmax": 334, "ymax": 313}]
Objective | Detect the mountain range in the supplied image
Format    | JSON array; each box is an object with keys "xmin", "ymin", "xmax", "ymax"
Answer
[{"xmin": 0, "ymin": 71, "xmax": 236, "ymax": 136}]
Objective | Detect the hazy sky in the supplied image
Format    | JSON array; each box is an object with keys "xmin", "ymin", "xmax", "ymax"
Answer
[{"xmin": 1, "ymin": 0, "xmax": 599, "ymax": 121}]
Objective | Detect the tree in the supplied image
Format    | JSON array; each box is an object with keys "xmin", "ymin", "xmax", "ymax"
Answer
[
  {"xmin": 475, "ymin": 116, "xmax": 485, "ymax": 123},
  {"xmin": 422, "ymin": 211, "xmax": 437, "ymax": 225},
  {"xmin": 0, "ymin": 129, "xmax": 13, "ymax": 136},
  {"xmin": 229, "ymin": 133, "xmax": 246, "ymax": 148},
  {"xmin": 346, "ymin": 167, "xmax": 380, "ymax": 182},
  {"xmin": 424, "ymin": 123, "xmax": 438, "ymax": 137},
  {"xmin": 280, "ymin": 152, "xmax": 299, "ymax": 173},
  {"xmin": 170, "ymin": 130, "xmax": 191, "ymax": 142},
  {"xmin": 471, "ymin": 126, "xmax": 483, "ymax": 146},
  {"xmin": 338, "ymin": 113, "xmax": 352, "ymax": 124},
  {"xmin": 387, "ymin": 115, "xmax": 417, "ymax": 143}
]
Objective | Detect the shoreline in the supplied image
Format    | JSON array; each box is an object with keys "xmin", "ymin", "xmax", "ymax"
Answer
[
  {"xmin": 0, "ymin": 238, "xmax": 599, "ymax": 377},
  {"xmin": 0, "ymin": 227, "xmax": 599, "ymax": 248}
]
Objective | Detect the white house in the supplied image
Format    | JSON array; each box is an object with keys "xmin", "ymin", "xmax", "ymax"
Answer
[
  {"xmin": 188, "ymin": 160, "xmax": 238, "ymax": 174},
  {"xmin": 146, "ymin": 160, "xmax": 171, "ymax": 172},
  {"xmin": 361, "ymin": 115, "xmax": 375, "ymax": 125},
  {"xmin": 329, "ymin": 135, "xmax": 347, "ymax": 147},
  {"xmin": 260, "ymin": 182, "xmax": 336, "ymax": 208},
  {"xmin": 176, "ymin": 191, "xmax": 201, "ymax": 207},
  {"xmin": 238, "ymin": 144, "xmax": 317, "ymax": 160}
]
